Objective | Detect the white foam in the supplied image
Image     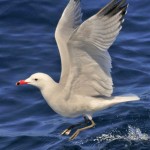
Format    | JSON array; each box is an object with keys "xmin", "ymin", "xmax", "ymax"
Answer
[{"xmin": 75, "ymin": 125, "xmax": 149, "ymax": 145}]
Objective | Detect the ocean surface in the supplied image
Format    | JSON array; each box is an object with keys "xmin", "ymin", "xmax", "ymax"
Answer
[{"xmin": 0, "ymin": 0, "xmax": 150, "ymax": 149}]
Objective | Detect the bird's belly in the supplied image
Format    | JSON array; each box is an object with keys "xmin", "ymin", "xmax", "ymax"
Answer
[
  {"xmin": 50, "ymin": 103, "xmax": 83, "ymax": 118},
  {"xmin": 45, "ymin": 98, "xmax": 89, "ymax": 118}
]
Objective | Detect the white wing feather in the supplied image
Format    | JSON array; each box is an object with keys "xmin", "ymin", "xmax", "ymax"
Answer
[
  {"xmin": 55, "ymin": 0, "xmax": 82, "ymax": 84},
  {"xmin": 64, "ymin": 0, "xmax": 128, "ymax": 98}
]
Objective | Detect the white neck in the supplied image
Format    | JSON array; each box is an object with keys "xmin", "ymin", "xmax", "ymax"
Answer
[{"xmin": 40, "ymin": 78, "xmax": 58, "ymax": 104}]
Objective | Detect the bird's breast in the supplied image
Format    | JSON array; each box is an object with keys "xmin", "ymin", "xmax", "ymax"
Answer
[{"xmin": 43, "ymin": 95, "xmax": 89, "ymax": 118}]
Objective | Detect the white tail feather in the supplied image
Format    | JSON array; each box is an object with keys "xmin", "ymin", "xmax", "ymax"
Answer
[
  {"xmin": 113, "ymin": 94, "xmax": 140, "ymax": 104},
  {"xmin": 91, "ymin": 94, "xmax": 140, "ymax": 112}
]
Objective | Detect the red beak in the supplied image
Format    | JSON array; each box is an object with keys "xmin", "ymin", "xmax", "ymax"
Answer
[{"xmin": 16, "ymin": 80, "xmax": 28, "ymax": 86}]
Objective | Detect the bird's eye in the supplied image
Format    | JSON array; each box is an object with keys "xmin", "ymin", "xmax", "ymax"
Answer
[{"xmin": 34, "ymin": 78, "xmax": 38, "ymax": 81}]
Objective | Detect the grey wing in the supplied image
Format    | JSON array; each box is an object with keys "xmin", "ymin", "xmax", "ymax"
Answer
[
  {"xmin": 55, "ymin": 0, "xmax": 83, "ymax": 84},
  {"xmin": 65, "ymin": 0, "xmax": 128, "ymax": 98}
]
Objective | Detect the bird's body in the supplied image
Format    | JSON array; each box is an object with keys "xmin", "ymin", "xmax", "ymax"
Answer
[
  {"xmin": 44, "ymin": 92, "xmax": 139, "ymax": 118},
  {"xmin": 16, "ymin": 0, "xmax": 140, "ymax": 140},
  {"xmin": 40, "ymin": 77, "xmax": 139, "ymax": 118}
]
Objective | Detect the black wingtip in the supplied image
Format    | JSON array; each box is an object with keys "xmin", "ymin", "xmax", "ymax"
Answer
[
  {"xmin": 121, "ymin": 4, "xmax": 128, "ymax": 15},
  {"xmin": 97, "ymin": 0, "xmax": 117, "ymax": 16},
  {"xmin": 74, "ymin": 0, "xmax": 80, "ymax": 3},
  {"xmin": 97, "ymin": 0, "xmax": 128, "ymax": 17}
]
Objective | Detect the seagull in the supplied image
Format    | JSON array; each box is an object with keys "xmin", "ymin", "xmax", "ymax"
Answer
[{"xmin": 16, "ymin": 0, "xmax": 139, "ymax": 140}]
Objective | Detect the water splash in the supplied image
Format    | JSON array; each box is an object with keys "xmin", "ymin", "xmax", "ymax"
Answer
[
  {"xmin": 95, "ymin": 125, "xmax": 149, "ymax": 142},
  {"xmin": 76, "ymin": 125, "xmax": 149, "ymax": 145},
  {"xmin": 127, "ymin": 125, "xmax": 149, "ymax": 141}
]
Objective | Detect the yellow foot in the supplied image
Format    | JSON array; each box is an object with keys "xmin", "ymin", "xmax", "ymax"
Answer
[
  {"xmin": 69, "ymin": 130, "xmax": 80, "ymax": 140},
  {"xmin": 61, "ymin": 129, "xmax": 71, "ymax": 136},
  {"xmin": 69, "ymin": 119, "xmax": 96, "ymax": 140}
]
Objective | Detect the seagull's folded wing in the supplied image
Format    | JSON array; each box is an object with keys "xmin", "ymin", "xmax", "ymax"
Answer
[
  {"xmin": 55, "ymin": 0, "xmax": 83, "ymax": 84},
  {"xmin": 64, "ymin": 0, "xmax": 128, "ymax": 98}
]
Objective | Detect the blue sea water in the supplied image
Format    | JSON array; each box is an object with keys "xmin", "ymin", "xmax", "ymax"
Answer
[{"xmin": 0, "ymin": 0, "xmax": 150, "ymax": 149}]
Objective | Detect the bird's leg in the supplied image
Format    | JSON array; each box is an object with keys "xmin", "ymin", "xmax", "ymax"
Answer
[
  {"xmin": 61, "ymin": 116, "xmax": 90, "ymax": 136},
  {"xmin": 69, "ymin": 119, "xmax": 96, "ymax": 140}
]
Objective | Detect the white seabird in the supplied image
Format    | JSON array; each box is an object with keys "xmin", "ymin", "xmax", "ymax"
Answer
[{"xmin": 16, "ymin": 0, "xmax": 140, "ymax": 140}]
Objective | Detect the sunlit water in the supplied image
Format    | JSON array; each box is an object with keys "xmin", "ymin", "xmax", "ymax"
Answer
[{"xmin": 0, "ymin": 0, "xmax": 150, "ymax": 149}]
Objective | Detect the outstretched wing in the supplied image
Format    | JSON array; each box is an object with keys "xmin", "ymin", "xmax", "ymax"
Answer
[
  {"xmin": 64, "ymin": 0, "xmax": 128, "ymax": 98},
  {"xmin": 55, "ymin": 0, "xmax": 82, "ymax": 84}
]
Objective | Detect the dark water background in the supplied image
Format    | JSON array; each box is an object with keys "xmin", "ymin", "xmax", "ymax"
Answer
[{"xmin": 0, "ymin": 0, "xmax": 150, "ymax": 149}]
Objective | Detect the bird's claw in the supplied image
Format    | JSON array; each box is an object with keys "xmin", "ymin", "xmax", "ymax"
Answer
[{"xmin": 61, "ymin": 129, "xmax": 71, "ymax": 135}]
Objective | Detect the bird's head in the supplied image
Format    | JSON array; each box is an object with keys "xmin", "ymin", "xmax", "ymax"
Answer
[{"xmin": 16, "ymin": 73, "xmax": 53, "ymax": 90}]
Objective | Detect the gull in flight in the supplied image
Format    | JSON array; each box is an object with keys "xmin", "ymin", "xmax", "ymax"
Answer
[{"xmin": 16, "ymin": 0, "xmax": 139, "ymax": 140}]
